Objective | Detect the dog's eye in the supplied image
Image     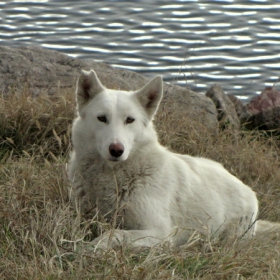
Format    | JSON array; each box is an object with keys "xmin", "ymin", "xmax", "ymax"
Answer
[
  {"xmin": 97, "ymin": 116, "xmax": 107, "ymax": 123},
  {"xmin": 126, "ymin": 117, "xmax": 135, "ymax": 124}
]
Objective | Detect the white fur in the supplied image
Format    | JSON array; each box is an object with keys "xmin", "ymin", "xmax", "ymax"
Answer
[{"xmin": 68, "ymin": 69, "xmax": 264, "ymax": 249}]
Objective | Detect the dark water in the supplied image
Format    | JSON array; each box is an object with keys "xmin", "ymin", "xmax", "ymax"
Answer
[{"xmin": 1, "ymin": 0, "xmax": 280, "ymax": 100}]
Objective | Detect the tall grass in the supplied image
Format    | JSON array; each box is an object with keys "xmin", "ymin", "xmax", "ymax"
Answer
[{"xmin": 0, "ymin": 86, "xmax": 280, "ymax": 279}]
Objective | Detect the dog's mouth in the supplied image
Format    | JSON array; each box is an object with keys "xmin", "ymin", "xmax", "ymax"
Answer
[
  {"xmin": 108, "ymin": 158, "xmax": 120, "ymax": 162},
  {"xmin": 107, "ymin": 156, "xmax": 127, "ymax": 163},
  {"xmin": 107, "ymin": 156, "xmax": 124, "ymax": 162},
  {"xmin": 106, "ymin": 158, "xmax": 123, "ymax": 167}
]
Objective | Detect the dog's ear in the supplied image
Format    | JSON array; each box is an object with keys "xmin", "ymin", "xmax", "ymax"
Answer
[
  {"xmin": 76, "ymin": 69, "xmax": 104, "ymax": 112},
  {"xmin": 135, "ymin": 76, "xmax": 163, "ymax": 118}
]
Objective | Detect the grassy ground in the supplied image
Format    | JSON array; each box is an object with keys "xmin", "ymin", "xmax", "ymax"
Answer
[{"xmin": 0, "ymin": 86, "xmax": 280, "ymax": 279}]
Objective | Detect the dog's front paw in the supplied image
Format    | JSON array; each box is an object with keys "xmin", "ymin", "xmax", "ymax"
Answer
[
  {"xmin": 87, "ymin": 232, "xmax": 122, "ymax": 252},
  {"xmin": 92, "ymin": 235, "xmax": 111, "ymax": 251}
]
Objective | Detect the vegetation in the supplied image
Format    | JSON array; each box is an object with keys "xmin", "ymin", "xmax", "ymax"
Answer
[{"xmin": 0, "ymin": 86, "xmax": 280, "ymax": 279}]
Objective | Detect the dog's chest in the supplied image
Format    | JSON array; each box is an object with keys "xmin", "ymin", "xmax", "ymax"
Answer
[{"xmin": 84, "ymin": 163, "xmax": 154, "ymax": 228}]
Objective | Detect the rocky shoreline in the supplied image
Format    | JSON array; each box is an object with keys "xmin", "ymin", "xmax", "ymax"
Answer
[{"xmin": 0, "ymin": 46, "xmax": 279, "ymax": 132}]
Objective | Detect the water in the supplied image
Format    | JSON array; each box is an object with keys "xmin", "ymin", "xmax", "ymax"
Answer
[{"xmin": 0, "ymin": 0, "xmax": 280, "ymax": 100}]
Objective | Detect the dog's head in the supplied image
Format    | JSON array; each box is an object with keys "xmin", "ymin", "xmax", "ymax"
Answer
[{"xmin": 73, "ymin": 69, "xmax": 163, "ymax": 163}]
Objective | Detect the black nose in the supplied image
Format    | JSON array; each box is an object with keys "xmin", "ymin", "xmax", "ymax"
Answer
[{"xmin": 109, "ymin": 143, "xmax": 124, "ymax": 158}]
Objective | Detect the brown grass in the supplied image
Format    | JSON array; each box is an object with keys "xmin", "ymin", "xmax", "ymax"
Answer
[{"xmin": 0, "ymin": 86, "xmax": 280, "ymax": 279}]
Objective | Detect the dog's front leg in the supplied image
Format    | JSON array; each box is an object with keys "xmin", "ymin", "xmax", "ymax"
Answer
[{"xmin": 90, "ymin": 229, "xmax": 166, "ymax": 250}]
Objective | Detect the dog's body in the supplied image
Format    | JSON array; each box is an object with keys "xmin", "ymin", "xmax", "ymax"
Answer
[{"xmin": 68, "ymin": 70, "xmax": 275, "ymax": 248}]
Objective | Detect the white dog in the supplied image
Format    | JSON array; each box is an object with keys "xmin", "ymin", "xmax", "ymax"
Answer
[{"xmin": 68, "ymin": 69, "xmax": 277, "ymax": 249}]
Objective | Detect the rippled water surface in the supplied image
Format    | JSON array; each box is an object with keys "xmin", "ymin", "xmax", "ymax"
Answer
[{"xmin": 1, "ymin": 0, "xmax": 280, "ymax": 99}]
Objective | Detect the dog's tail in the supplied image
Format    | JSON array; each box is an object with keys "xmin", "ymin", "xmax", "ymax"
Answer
[{"xmin": 256, "ymin": 220, "xmax": 280, "ymax": 234}]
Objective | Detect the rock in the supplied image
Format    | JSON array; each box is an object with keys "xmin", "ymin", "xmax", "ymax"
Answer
[
  {"xmin": 242, "ymin": 87, "xmax": 280, "ymax": 131},
  {"xmin": 242, "ymin": 107, "xmax": 280, "ymax": 131},
  {"xmin": 246, "ymin": 87, "xmax": 280, "ymax": 114},
  {"xmin": 0, "ymin": 45, "xmax": 218, "ymax": 133},
  {"xmin": 227, "ymin": 94, "xmax": 247, "ymax": 119},
  {"xmin": 206, "ymin": 84, "xmax": 240, "ymax": 129},
  {"xmin": 0, "ymin": 45, "xmax": 135, "ymax": 95}
]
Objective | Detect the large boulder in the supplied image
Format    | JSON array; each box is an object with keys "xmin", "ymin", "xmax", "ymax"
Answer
[{"xmin": 0, "ymin": 45, "xmax": 218, "ymax": 133}]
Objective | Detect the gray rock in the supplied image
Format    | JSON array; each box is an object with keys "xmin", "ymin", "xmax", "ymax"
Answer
[
  {"xmin": 227, "ymin": 94, "xmax": 248, "ymax": 119},
  {"xmin": 206, "ymin": 84, "xmax": 240, "ymax": 129},
  {"xmin": 0, "ymin": 45, "xmax": 218, "ymax": 133}
]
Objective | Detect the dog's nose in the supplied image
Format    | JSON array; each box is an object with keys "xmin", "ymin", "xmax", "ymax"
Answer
[{"xmin": 109, "ymin": 143, "xmax": 124, "ymax": 158}]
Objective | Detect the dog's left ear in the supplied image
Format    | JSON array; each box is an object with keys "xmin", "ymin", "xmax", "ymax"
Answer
[
  {"xmin": 76, "ymin": 69, "xmax": 104, "ymax": 113},
  {"xmin": 135, "ymin": 76, "xmax": 163, "ymax": 118}
]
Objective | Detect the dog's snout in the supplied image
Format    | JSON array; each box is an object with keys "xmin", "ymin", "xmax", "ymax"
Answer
[{"xmin": 109, "ymin": 143, "xmax": 124, "ymax": 158}]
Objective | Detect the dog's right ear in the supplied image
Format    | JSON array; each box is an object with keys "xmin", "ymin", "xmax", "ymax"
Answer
[{"xmin": 76, "ymin": 70, "xmax": 104, "ymax": 112}]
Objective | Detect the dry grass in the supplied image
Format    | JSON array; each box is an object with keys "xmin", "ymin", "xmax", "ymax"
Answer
[{"xmin": 0, "ymin": 86, "xmax": 280, "ymax": 279}]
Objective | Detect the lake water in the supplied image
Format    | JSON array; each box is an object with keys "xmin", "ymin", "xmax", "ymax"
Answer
[{"xmin": 1, "ymin": 0, "xmax": 280, "ymax": 100}]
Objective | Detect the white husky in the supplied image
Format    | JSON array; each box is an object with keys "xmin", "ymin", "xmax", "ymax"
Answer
[{"xmin": 68, "ymin": 69, "xmax": 277, "ymax": 249}]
